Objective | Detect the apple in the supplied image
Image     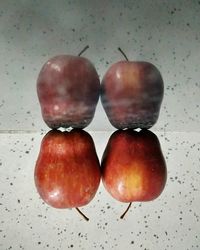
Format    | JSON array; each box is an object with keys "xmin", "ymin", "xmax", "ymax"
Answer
[
  {"xmin": 100, "ymin": 58, "xmax": 164, "ymax": 129},
  {"xmin": 37, "ymin": 53, "xmax": 100, "ymax": 129},
  {"xmin": 101, "ymin": 129, "xmax": 167, "ymax": 218},
  {"xmin": 34, "ymin": 129, "xmax": 101, "ymax": 220}
]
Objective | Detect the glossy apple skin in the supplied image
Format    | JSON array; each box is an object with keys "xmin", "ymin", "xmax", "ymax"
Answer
[
  {"xmin": 34, "ymin": 129, "xmax": 101, "ymax": 208},
  {"xmin": 101, "ymin": 61, "xmax": 164, "ymax": 129},
  {"xmin": 101, "ymin": 129, "xmax": 167, "ymax": 203},
  {"xmin": 37, "ymin": 55, "xmax": 100, "ymax": 129}
]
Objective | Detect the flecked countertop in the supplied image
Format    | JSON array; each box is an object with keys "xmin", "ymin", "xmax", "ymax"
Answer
[
  {"xmin": 0, "ymin": 131, "xmax": 200, "ymax": 250},
  {"xmin": 0, "ymin": 1, "xmax": 200, "ymax": 250}
]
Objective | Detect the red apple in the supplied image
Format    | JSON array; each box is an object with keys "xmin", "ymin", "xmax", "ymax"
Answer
[
  {"xmin": 101, "ymin": 129, "xmax": 167, "ymax": 205},
  {"xmin": 34, "ymin": 129, "xmax": 101, "ymax": 213},
  {"xmin": 37, "ymin": 55, "xmax": 100, "ymax": 129},
  {"xmin": 101, "ymin": 60, "xmax": 164, "ymax": 129}
]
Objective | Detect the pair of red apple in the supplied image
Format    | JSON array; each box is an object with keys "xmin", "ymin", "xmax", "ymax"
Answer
[
  {"xmin": 37, "ymin": 47, "xmax": 164, "ymax": 129},
  {"xmin": 34, "ymin": 129, "xmax": 167, "ymax": 220}
]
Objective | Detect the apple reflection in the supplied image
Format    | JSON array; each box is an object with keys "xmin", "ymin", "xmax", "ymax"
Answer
[
  {"xmin": 34, "ymin": 128, "xmax": 167, "ymax": 220},
  {"xmin": 101, "ymin": 129, "xmax": 167, "ymax": 218},
  {"xmin": 34, "ymin": 129, "xmax": 101, "ymax": 220}
]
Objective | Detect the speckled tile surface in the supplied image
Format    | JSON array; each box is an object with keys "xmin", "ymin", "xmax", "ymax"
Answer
[
  {"xmin": 0, "ymin": 132, "xmax": 200, "ymax": 250},
  {"xmin": 0, "ymin": 1, "xmax": 200, "ymax": 250},
  {"xmin": 0, "ymin": 0, "xmax": 199, "ymax": 132}
]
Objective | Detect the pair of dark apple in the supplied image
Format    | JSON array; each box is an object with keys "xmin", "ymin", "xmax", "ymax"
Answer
[
  {"xmin": 37, "ymin": 49, "xmax": 164, "ymax": 130},
  {"xmin": 34, "ymin": 129, "xmax": 167, "ymax": 220}
]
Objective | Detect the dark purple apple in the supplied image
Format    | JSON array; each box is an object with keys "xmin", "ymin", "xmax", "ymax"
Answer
[
  {"xmin": 34, "ymin": 129, "xmax": 101, "ymax": 220},
  {"xmin": 37, "ymin": 55, "xmax": 100, "ymax": 129},
  {"xmin": 101, "ymin": 61, "xmax": 164, "ymax": 129}
]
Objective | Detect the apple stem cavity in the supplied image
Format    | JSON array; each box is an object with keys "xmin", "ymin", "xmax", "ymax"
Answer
[
  {"xmin": 78, "ymin": 45, "xmax": 89, "ymax": 57},
  {"xmin": 120, "ymin": 202, "xmax": 132, "ymax": 219},
  {"xmin": 75, "ymin": 207, "xmax": 89, "ymax": 221},
  {"xmin": 118, "ymin": 47, "xmax": 129, "ymax": 61}
]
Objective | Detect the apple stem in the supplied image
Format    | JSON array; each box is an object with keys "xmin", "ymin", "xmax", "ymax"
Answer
[
  {"xmin": 120, "ymin": 202, "xmax": 132, "ymax": 219},
  {"xmin": 75, "ymin": 207, "xmax": 89, "ymax": 221},
  {"xmin": 78, "ymin": 45, "xmax": 89, "ymax": 56},
  {"xmin": 118, "ymin": 47, "xmax": 129, "ymax": 61}
]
